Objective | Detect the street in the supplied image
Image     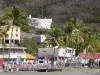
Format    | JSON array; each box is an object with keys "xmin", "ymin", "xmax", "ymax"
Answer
[{"xmin": 0, "ymin": 69, "xmax": 100, "ymax": 75}]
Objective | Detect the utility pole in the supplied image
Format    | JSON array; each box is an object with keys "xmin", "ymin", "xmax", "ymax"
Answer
[
  {"xmin": 53, "ymin": 46, "xmax": 55, "ymax": 68},
  {"xmin": 42, "ymin": 5, "xmax": 44, "ymax": 18},
  {"xmin": 7, "ymin": 21, "xmax": 13, "ymax": 72},
  {"xmin": 8, "ymin": 27, "xmax": 13, "ymax": 63}
]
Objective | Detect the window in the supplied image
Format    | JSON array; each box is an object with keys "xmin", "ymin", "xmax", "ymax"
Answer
[
  {"xmin": 5, "ymin": 40, "xmax": 9, "ymax": 44},
  {"xmin": 15, "ymin": 40, "xmax": 18, "ymax": 44},
  {"xmin": 16, "ymin": 29, "xmax": 18, "ymax": 32},
  {"xmin": 68, "ymin": 50, "xmax": 71, "ymax": 53},
  {"xmin": 69, "ymin": 50, "xmax": 71, "ymax": 53},
  {"xmin": 4, "ymin": 48, "xmax": 9, "ymax": 54},
  {"xmin": 11, "ymin": 49, "xmax": 15, "ymax": 53},
  {"xmin": 11, "ymin": 40, "xmax": 13, "ymax": 43},
  {"xmin": 16, "ymin": 49, "xmax": 23, "ymax": 53},
  {"xmin": 16, "ymin": 34, "xmax": 18, "ymax": 37}
]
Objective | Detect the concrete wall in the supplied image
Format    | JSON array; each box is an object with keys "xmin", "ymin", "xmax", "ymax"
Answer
[{"xmin": 38, "ymin": 47, "xmax": 58, "ymax": 57}]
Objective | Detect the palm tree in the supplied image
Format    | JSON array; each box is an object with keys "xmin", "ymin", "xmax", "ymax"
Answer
[
  {"xmin": 0, "ymin": 6, "xmax": 29, "ymax": 31},
  {"xmin": 45, "ymin": 27, "xmax": 62, "ymax": 67},
  {"xmin": 0, "ymin": 25, "xmax": 8, "ymax": 61},
  {"xmin": 84, "ymin": 32, "xmax": 100, "ymax": 67},
  {"xmin": 78, "ymin": 29, "xmax": 100, "ymax": 67},
  {"xmin": 45, "ymin": 27, "xmax": 64, "ymax": 48},
  {"xmin": 0, "ymin": 6, "xmax": 29, "ymax": 64},
  {"xmin": 57, "ymin": 18, "xmax": 84, "ymax": 66}
]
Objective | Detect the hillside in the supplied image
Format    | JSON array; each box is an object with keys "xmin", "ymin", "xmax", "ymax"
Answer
[{"xmin": 0, "ymin": 0, "xmax": 100, "ymax": 27}]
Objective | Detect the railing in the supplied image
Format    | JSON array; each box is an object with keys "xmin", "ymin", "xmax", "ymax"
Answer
[{"xmin": 6, "ymin": 64, "xmax": 52, "ymax": 71}]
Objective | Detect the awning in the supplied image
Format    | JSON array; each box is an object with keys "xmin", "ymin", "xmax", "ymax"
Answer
[
  {"xmin": 25, "ymin": 53, "xmax": 36, "ymax": 59},
  {"xmin": 80, "ymin": 54, "xmax": 100, "ymax": 59},
  {"xmin": 37, "ymin": 56, "xmax": 44, "ymax": 59},
  {"xmin": 0, "ymin": 58, "xmax": 3, "ymax": 66},
  {"xmin": 59, "ymin": 56, "xmax": 64, "ymax": 59},
  {"xmin": 45, "ymin": 55, "xmax": 53, "ymax": 59}
]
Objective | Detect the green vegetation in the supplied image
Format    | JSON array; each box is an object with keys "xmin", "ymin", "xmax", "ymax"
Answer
[
  {"xmin": 0, "ymin": 6, "xmax": 29, "ymax": 32},
  {"xmin": 0, "ymin": 1, "xmax": 100, "ymax": 56},
  {"xmin": 18, "ymin": 38, "xmax": 38, "ymax": 54},
  {"xmin": 45, "ymin": 18, "xmax": 100, "ymax": 56},
  {"xmin": 0, "ymin": 6, "xmax": 30, "ymax": 53}
]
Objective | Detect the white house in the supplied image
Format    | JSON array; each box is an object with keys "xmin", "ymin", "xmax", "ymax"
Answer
[
  {"xmin": 28, "ymin": 15, "xmax": 52, "ymax": 29},
  {"xmin": 58, "ymin": 47, "xmax": 76, "ymax": 58},
  {"xmin": 4, "ymin": 26, "xmax": 20, "ymax": 44},
  {"xmin": 38, "ymin": 47, "xmax": 76, "ymax": 64}
]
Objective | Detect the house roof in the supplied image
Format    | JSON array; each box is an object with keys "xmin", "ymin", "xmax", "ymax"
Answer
[{"xmin": 20, "ymin": 32, "xmax": 45, "ymax": 39}]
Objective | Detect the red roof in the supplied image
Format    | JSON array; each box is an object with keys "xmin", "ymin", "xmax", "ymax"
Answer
[{"xmin": 80, "ymin": 54, "xmax": 100, "ymax": 59}]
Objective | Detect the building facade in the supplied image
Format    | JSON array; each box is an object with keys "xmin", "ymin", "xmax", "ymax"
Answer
[
  {"xmin": 0, "ymin": 26, "xmax": 35, "ymax": 65},
  {"xmin": 38, "ymin": 47, "xmax": 76, "ymax": 64},
  {"xmin": 58, "ymin": 47, "xmax": 76, "ymax": 59},
  {"xmin": 0, "ymin": 44, "xmax": 26, "ymax": 64},
  {"xmin": 28, "ymin": 15, "xmax": 52, "ymax": 29},
  {"xmin": 4, "ymin": 26, "xmax": 20, "ymax": 44}
]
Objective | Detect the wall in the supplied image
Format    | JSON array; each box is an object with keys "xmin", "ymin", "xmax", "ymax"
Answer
[{"xmin": 6, "ymin": 26, "xmax": 20, "ymax": 40}]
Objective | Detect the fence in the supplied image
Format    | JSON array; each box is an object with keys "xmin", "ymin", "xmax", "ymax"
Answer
[{"xmin": 6, "ymin": 64, "xmax": 52, "ymax": 71}]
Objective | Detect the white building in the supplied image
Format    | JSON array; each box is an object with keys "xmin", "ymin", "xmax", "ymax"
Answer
[
  {"xmin": 38, "ymin": 47, "xmax": 76, "ymax": 64},
  {"xmin": 0, "ymin": 26, "xmax": 36, "ymax": 65},
  {"xmin": 0, "ymin": 44, "xmax": 26, "ymax": 64},
  {"xmin": 58, "ymin": 47, "xmax": 76, "ymax": 59},
  {"xmin": 4, "ymin": 26, "xmax": 20, "ymax": 44},
  {"xmin": 28, "ymin": 15, "xmax": 52, "ymax": 29},
  {"xmin": 0, "ymin": 26, "xmax": 25, "ymax": 64},
  {"xmin": 0, "ymin": 45, "xmax": 26, "ymax": 59}
]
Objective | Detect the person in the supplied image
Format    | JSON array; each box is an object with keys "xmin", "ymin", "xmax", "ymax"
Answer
[{"xmin": 2, "ymin": 64, "xmax": 5, "ymax": 70}]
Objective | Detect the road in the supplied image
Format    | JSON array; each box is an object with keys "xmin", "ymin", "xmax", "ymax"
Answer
[{"xmin": 0, "ymin": 69, "xmax": 100, "ymax": 75}]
